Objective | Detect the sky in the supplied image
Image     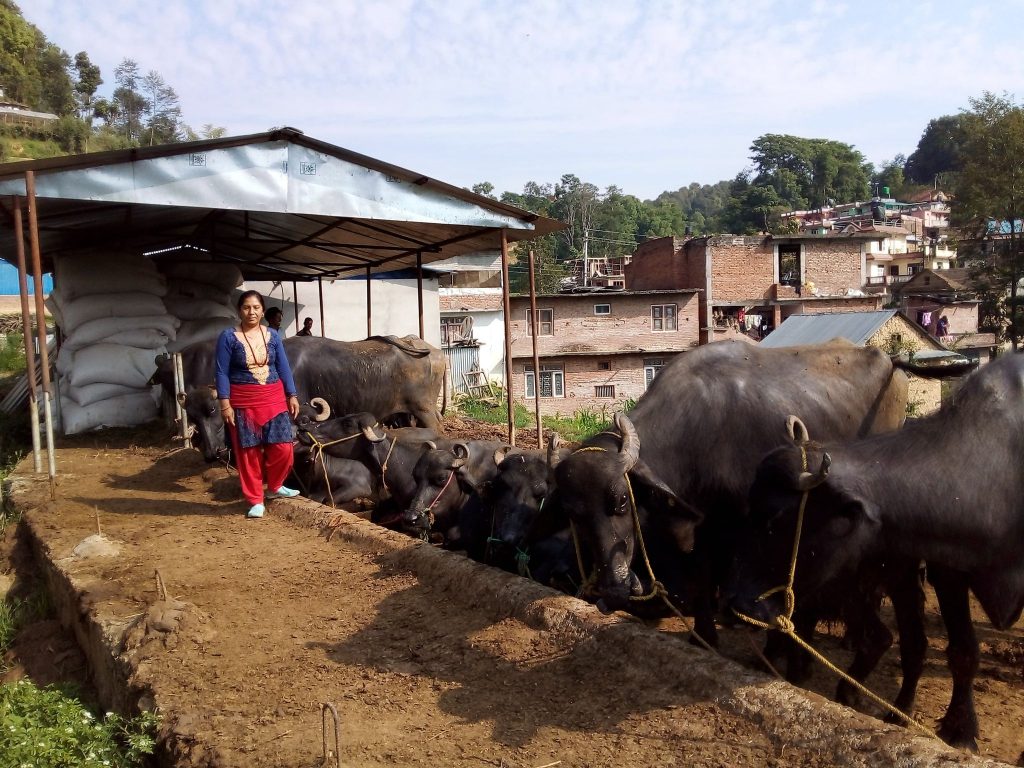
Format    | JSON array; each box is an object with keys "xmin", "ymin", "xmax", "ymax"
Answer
[{"xmin": 22, "ymin": 0, "xmax": 1024, "ymax": 201}]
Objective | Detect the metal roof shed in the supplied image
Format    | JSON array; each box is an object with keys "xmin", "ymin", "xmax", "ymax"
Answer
[{"xmin": 0, "ymin": 128, "xmax": 562, "ymax": 482}]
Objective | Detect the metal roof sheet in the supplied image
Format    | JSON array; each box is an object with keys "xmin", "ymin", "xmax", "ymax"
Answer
[
  {"xmin": 759, "ymin": 310, "xmax": 898, "ymax": 348},
  {"xmin": 0, "ymin": 128, "xmax": 562, "ymax": 281}
]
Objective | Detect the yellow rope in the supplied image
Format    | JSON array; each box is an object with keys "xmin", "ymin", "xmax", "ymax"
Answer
[{"xmin": 731, "ymin": 445, "xmax": 939, "ymax": 741}]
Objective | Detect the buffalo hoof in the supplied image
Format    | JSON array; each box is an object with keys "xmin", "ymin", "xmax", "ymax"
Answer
[{"xmin": 937, "ymin": 720, "xmax": 979, "ymax": 753}]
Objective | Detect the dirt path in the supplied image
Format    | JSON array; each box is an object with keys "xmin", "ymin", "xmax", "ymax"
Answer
[{"xmin": 4, "ymin": 422, "xmax": 1022, "ymax": 767}]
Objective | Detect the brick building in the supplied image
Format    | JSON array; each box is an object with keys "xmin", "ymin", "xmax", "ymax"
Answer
[
  {"xmin": 507, "ymin": 289, "xmax": 700, "ymax": 415},
  {"xmin": 626, "ymin": 235, "xmax": 884, "ymax": 344}
]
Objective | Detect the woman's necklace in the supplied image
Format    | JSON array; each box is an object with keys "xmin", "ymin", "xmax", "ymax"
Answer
[{"xmin": 240, "ymin": 326, "xmax": 269, "ymax": 368}]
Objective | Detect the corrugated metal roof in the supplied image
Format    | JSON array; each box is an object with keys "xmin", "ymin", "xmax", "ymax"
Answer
[
  {"xmin": 760, "ymin": 310, "xmax": 898, "ymax": 348},
  {"xmin": 0, "ymin": 128, "xmax": 563, "ymax": 282}
]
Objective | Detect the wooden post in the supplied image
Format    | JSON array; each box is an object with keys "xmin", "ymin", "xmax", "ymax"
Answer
[
  {"xmin": 12, "ymin": 196, "xmax": 41, "ymax": 472},
  {"xmin": 500, "ymin": 230, "xmax": 515, "ymax": 446},
  {"xmin": 416, "ymin": 251, "xmax": 424, "ymax": 340},
  {"xmin": 317, "ymin": 276, "xmax": 325, "ymax": 337},
  {"xmin": 365, "ymin": 266, "xmax": 372, "ymax": 337},
  {"xmin": 528, "ymin": 249, "xmax": 543, "ymax": 447},
  {"xmin": 25, "ymin": 171, "xmax": 56, "ymax": 492}
]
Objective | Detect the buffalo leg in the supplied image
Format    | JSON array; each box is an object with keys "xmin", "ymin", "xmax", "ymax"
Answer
[
  {"xmin": 929, "ymin": 566, "xmax": 980, "ymax": 751},
  {"xmin": 882, "ymin": 562, "xmax": 927, "ymax": 724},
  {"xmin": 834, "ymin": 591, "xmax": 893, "ymax": 708}
]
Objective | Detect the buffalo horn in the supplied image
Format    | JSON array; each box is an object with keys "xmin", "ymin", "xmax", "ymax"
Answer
[
  {"xmin": 424, "ymin": 441, "xmax": 437, "ymax": 451},
  {"xmin": 615, "ymin": 412, "xmax": 640, "ymax": 473},
  {"xmin": 362, "ymin": 424, "xmax": 385, "ymax": 442},
  {"xmin": 494, "ymin": 446, "xmax": 515, "ymax": 466},
  {"xmin": 453, "ymin": 442, "xmax": 471, "ymax": 460},
  {"xmin": 786, "ymin": 415, "xmax": 810, "ymax": 445},
  {"xmin": 546, "ymin": 433, "xmax": 563, "ymax": 469},
  {"xmin": 310, "ymin": 397, "xmax": 331, "ymax": 421},
  {"xmin": 796, "ymin": 452, "xmax": 832, "ymax": 491},
  {"xmin": 450, "ymin": 457, "xmax": 467, "ymax": 470}
]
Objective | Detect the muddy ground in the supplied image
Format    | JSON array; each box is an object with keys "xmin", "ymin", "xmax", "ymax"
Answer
[{"xmin": 2, "ymin": 417, "xmax": 1022, "ymax": 767}]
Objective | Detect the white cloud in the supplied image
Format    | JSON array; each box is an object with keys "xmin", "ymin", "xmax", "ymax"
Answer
[{"xmin": 21, "ymin": 0, "xmax": 1024, "ymax": 199}]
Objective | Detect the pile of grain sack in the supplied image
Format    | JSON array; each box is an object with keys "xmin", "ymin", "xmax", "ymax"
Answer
[{"xmin": 48, "ymin": 251, "xmax": 242, "ymax": 434}]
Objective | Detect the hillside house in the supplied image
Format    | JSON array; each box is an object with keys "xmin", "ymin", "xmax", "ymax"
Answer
[
  {"xmin": 507, "ymin": 288, "xmax": 700, "ymax": 415},
  {"xmin": 760, "ymin": 310, "xmax": 950, "ymax": 415},
  {"xmin": 895, "ymin": 268, "xmax": 997, "ymax": 363},
  {"xmin": 625, "ymin": 235, "xmax": 884, "ymax": 345}
]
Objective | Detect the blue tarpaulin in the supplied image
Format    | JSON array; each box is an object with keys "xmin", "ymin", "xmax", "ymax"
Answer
[{"xmin": 0, "ymin": 261, "xmax": 51, "ymax": 295}]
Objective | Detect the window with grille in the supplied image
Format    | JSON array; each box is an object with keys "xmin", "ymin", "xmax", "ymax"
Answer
[
  {"xmin": 524, "ymin": 363, "xmax": 564, "ymax": 398},
  {"xmin": 651, "ymin": 304, "xmax": 677, "ymax": 331},
  {"xmin": 594, "ymin": 303, "xmax": 611, "ymax": 316},
  {"xmin": 527, "ymin": 308, "xmax": 554, "ymax": 336},
  {"xmin": 594, "ymin": 385, "xmax": 615, "ymax": 398},
  {"xmin": 597, "ymin": 361, "xmax": 610, "ymax": 370},
  {"xmin": 644, "ymin": 357, "xmax": 664, "ymax": 389}
]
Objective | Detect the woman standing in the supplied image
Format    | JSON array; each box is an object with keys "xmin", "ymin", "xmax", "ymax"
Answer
[{"xmin": 216, "ymin": 290, "xmax": 302, "ymax": 518}]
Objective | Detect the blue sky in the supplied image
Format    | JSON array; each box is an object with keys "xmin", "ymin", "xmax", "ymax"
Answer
[{"xmin": 23, "ymin": 0, "xmax": 1024, "ymax": 201}]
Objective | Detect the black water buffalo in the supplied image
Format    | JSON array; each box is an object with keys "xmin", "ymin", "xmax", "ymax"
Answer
[
  {"xmin": 554, "ymin": 340, "xmax": 912, "ymax": 646},
  {"xmin": 158, "ymin": 335, "xmax": 446, "ymax": 462},
  {"xmin": 728, "ymin": 353, "xmax": 1024, "ymax": 751}
]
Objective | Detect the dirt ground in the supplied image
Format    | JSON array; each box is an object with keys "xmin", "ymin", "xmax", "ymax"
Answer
[{"xmin": 3, "ymin": 417, "xmax": 1023, "ymax": 767}]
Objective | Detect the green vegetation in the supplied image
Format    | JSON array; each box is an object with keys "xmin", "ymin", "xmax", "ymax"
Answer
[
  {"xmin": 0, "ymin": 331, "xmax": 25, "ymax": 371},
  {"xmin": 455, "ymin": 393, "xmax": 638, "ymax": 443},
  {"xmin": 0, "ymin": 592, "xmax": 47, "ymax": 662},
  {"xmin": 0, "ymin": 680, "xmax": 159, "ymax": 768}
]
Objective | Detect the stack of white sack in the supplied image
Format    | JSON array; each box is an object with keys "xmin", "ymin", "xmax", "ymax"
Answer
[
  {"xmin": 159, "ymin": 260, "xmax": 243, "ymax": 352},
  {"xmin": 48, "ymin": 252, "xmax": 177, "ymax": 434}
]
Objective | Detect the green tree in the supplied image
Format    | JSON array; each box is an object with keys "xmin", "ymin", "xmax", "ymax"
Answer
[
  {"xmin": 904, "ymin": 114, "xmax": 968, "ymax": 186},
  {"xmin": 142, "ymin": 70, "xmax": 182, "ymax": 144},
  {"xmin": 749, "ymin": 133, "xmax": 872, "ymax": 209},
  {"xmin": 73, "ymin": 51, "xmax": 102, "ymax": 122},
  {"xmin": 721, "ymin": 172, "xmax": 788, "ymax": 234},
  {"xmin": 112, "ymin": 58, "xmax": 147, "ymax": 144},
  {"xmin": 471, "ymin": 181, "xmax": 495, "ymax": 198},
  {"xmin": 873, "ymin": 154, "xmax": 907, "ymax": 198},
  {"xmin": 953, "ymin": 92, "xmax": 1024, "ymax": 349},
  {"xmin": 36, "ymin": 42, "xmax": 73, "ymax": 115}
]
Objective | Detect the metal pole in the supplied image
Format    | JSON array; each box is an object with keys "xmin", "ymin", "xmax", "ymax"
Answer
[
  {"xmin": 25, "ymin": 171, "xmax": 56, "ymax": 492},
  {"xmin": 12, "ymin": 196, "xmax": 41, "ymax": 472},
  {"xmin": 365, "ymin": 266, "xmax": 372, "ymax": 338},
  {"xmin": 173, "ymin": 352, "xmax": 191, "ymax": 449},
  {"xmin": 317, "ymin": 276, "xmax": 325, "ymax": 337},
  {"xmin": 528, "ymin": 249, "xmax": 543, "ymax": 448},
  {"xmin": 499, "ymin": 230, "xmax": 515, "ymax": 446},
  {"xmin": 416, "ymin": 252, "xmax": 424, "ymax": 340},
  {"xmin": 291, "ymin": 279, "xmax": 299, "ymax": 335}
]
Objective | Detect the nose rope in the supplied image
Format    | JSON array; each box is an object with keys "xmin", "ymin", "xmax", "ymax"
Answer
[
  {"xmin": 569, "ymin": 445, "xmax": 714, "ymax": 652},
  {"xmin": 304, "ymin": 425, "xmax": 376, "ymax": 509},
  {"xmin": 731, "ymin": 444, "xmax": 938, "ymax": 741}
]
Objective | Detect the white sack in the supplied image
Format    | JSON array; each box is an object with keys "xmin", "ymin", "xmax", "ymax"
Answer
[
  {"xmin": 165, "ymin": 279, "xmax": 233, "ymax": 304},
  {"xmin": 159, "ymin": 261, "xmax": 243, "ymax": 292},
  {"xmin": 44, "ymin": 296, "xmax": 63, "ymax": 328},
  {"xmin": 68, "ymin": 343, "xmax": 165, "ymax": 389},
  {"xmin": 55, "ymin": 345, "xmax": 74, "ymax": 377},
  {"xmin": 52, "ymin": 267, "xmax": 167, "ymax": 302},
  {"xmin": 62, "ymin": 314, "xmax": 180, "ymax": 351},
  {"xmin": 167, "ymin": 318, "xmax": 232, "ymax": 352},
  {"xmin": 61, "ymin": 392, "xmax": 159, "ymax": 435},
  {"xmin": 66, "ymin": 381, "xmax": 151, "ymax": 407},
  {"xmin": 170, "ymin": 297, "xmax": 236, "ymax": 321},
  {"xmin": 59, "ymin": 293, "xmax": 168, "ymax": 330}
]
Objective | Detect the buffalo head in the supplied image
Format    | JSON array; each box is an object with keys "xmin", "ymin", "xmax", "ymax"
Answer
[
  {"xmin": 555, "ymin": 413, "xmax": 703, "ymax": 614},
  {"xmin": 183, "ymin": 386, "xmax": 230, "ymax": 463}
]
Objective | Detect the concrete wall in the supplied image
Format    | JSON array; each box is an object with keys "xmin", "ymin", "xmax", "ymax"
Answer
[
  {"xmin": 245, "ymin": 277, "xmax": 441, "ymax": 347},
  {"xmin": 902, "ymin": 298, "xmax": 979, "ymax": 337}
]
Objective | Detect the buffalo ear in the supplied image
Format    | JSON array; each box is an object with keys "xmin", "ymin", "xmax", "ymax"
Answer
[
  {"xmin": 628, "ymin": 459, "xmax": 704, "ymax": 552},
  {"xmin": 494, "ymin": 446, "xmax": 515, "ymax": 466}
]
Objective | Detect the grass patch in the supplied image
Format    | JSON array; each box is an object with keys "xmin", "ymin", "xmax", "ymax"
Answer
[
  {"xmin": 0, "ymin": 332, "xmax": 25, "ymax": 372},
  {"xmin": 455, "ymin": 394, "xmax": 639, "ymax": 443},
  {"xmin": 0, "ymin": 679, "xmax": 159, "ymax": 767},
  {"xmin": 0, "ymin": 592, "xmax": 50, "ymax": 661}
]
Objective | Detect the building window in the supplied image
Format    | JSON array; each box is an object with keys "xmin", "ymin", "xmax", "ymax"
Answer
[
  {"xmin": 594, "ymin": 303, "xmax": 611, "ymax": 316},
  {"xmin": 778, "ymin": 244, "xmax": 801, "ymax": 286},
  {"xmin": 888, "ymin": 266, "xmax": 900, "ymax": 277},
  {"xmin": 527, "ymin": 308, "xmax": 553, "ymax": 336},
  {"xmin": 595, "ymin": 385, "xmax": 615, "ymax": 398},
  {"xmin": 644, "ymin": 357, "xmax": 664, "ymax": 389},
  {"xmin": 597, "ymin": 361, "xmax": 610, "ymax": 371},
  {"xmin": 524, "ymin": 363, "xmax": 564, "ymax": 398},
  {"xmin": 440, "ymin": 315, "xmax": 472, "ymax": 345},
  {"xmin": 651, "ymin": 304, "xmax": 677, "ymax": 331}
]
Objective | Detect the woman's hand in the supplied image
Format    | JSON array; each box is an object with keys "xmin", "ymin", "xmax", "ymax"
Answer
[
  {"xmin": 219, "ymin": 398, "xmax": 235, "ymax": 428},
  {"xmin": 288, "ymin": 395, "xmax": 300, "ymax": 420}
]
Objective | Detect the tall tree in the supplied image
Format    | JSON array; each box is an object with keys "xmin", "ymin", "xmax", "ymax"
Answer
[
  {"xmin": 142, "ymin": 69, "xmax": 182, "ymax": 144},
  {"xmin": 471, "ymin": 181, "xmax": 495, "ymax": 198},
  {"xmin": 953, "ymin": 92, "xmax": 1024, "ymax": 349},
  {"xmin": 904, "ymin": 114, "xmax": 968, "ymax": 186},
  {"xmin": 36, "ymin": 42, "xmax": 73, "ymax": 115},
  {"xmin": 721, "ymin": 172, "xmax": 788, "ymax": 234},
  {"xmin": 73, "ymin": 51, "xmax": 102, "ymax": 122},
  {"xmin": 748, "ymin": 134, "xmax": 872, "ymax": 209},
  {"xmin": 552, "ymin": 173, "xmax": 599, "ymax": 260},
  {"xmin": 112, "ymin": 58, "xmax": 147, "ymax": 143}
]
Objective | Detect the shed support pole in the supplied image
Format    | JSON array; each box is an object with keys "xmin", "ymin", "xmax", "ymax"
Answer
[
  {"xmin": 416, "ymin": 252, "xmax": 424, "ymax": 340},
  {"xmin": 365, "ymin": 267, "xmax": 372, "ymax": 338},
  {"xmin": 291, "ymin": 280, "xmax": 298, "ymax": 335},
  {"xmin": 528, "ymin": 249, "xmax": 542, "ymax": 448},
  {"xmin": 26, "ymin": 171, "xmax": 56, "ymax": 493},
  {"xmin": 173, "ymin": 352, "xmax": 191, "ymax": 449},
  {"xmin": 500, "ymin": 230, "xmax": 515, "ymax": 446},
  {"xmin": 12, "ymin": 196, "xmax": 41, "ymax": 472},
  {"xmin": 317, "ymin": 276, "xmax": 325, "ymax": 337}
]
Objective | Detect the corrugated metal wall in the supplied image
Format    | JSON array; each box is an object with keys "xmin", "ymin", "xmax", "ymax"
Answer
[
  {"xmin": 0, "ymin": 262, "xmax": 52, "ymax": 295},
  {"xmin": 444, "ymin": 345, "xmax": 482, "ymax": 394}
]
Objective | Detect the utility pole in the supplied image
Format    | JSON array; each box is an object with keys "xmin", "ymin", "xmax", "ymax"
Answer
[{"xmin": 582, "ymin": 229, "xmax": 589, "ymax": 288}]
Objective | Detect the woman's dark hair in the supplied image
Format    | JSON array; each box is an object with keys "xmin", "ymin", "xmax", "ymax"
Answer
[{"xmin": 236, "ymin": 290, "xmax": 265, "ymax": 311}]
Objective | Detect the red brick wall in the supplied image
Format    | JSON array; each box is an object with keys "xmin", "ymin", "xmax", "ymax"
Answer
[
  {"xmin": 699, "ymin": 236, "xmax": 776, "ymax": 303},
  {"xmin": 508, "ymin": 352, "xmax": 684, "ymax": 416},
  {"xmin": 508, "ymin": 291, "xmax": 700, "ymax": 358},
  {"xmin": 626, "ymin": 237, "xmax": 690, "ymax": 290},
  {"xmin": 802, "ymin": 241, "xmax": 865, "ymax": 297}
]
